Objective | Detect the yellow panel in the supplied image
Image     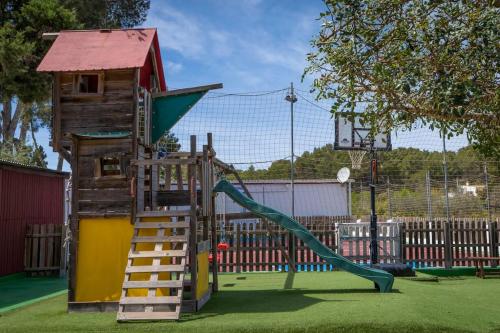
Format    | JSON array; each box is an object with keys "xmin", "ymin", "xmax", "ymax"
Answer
[
  {"xmin": 128, "ymin": 217, "xmax": 171, "ymax": 297},
  {"xmin": 75, "ymin": 217, "xmax": 133, "ymax": 302},
  {"xmin": 196, "ymin": 251, "xmax": 209, "ymax": 300},
  {"xmin": 75, "ymin": 217, "xmax": 172, "ymax": 302}
]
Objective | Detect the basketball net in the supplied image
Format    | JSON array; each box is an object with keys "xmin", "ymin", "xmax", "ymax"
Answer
[{"xmin": 348, "ymin": 150, "xmax": 367, "ymax": 170}]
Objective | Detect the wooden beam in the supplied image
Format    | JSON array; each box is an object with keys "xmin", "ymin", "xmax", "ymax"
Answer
[
  {"xmin": 152, "ymin": 83, "xmax": 223, "ymax": 98},
  {"xmin": 42, "ymin": 32, "xmax": 59, "ymax": 40}
]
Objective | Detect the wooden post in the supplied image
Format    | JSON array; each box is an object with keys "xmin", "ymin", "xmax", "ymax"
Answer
[
  {"xmin": 202, "ymin": 145, "xmax": 209, "ymax": 241},
  {"xmin": 236, "ymin": 224, "xmax": 241, "ymax": 273},
  {"xmin": 68, "ymin": 135, "xmax": 79, "ymax": 302},
  {"xmin": 151, "ymin": 152, "xmax": 159, "ymax": 211},
  {"xmin": 444, "ymin": 221, "xmax": 453, "ymax": 269},
  {"xmin": 398, "ymin": 222, "xmax": 405, "ymax": 264},
  {"xmin": 137, "ymin": 146, "xmax": 145, "ymax": 213},
  {"xmin": 207, "ymin": 134, "xmax": 218, "ymax": 291},
  {"xmin": 189, "ymin": 135, "xmax": 197, "ymax": 301}
]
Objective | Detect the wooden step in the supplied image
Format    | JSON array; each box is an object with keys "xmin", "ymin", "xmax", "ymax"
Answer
[
  {"xmin": 136, "ymin": 210, "xmax": 191, "ymax": 218},
  {"xmin": 131, "ymin": 235, "xmax": 188, "ymax": 243},
  {"xmin": 134, "ymin": 222, "xmax": 190, "ymax": 229},
  {"xmin": 123, "ymin": 280, "xmax": 183, "ymax": 289},
  {"xmin": 119, "ymin": 296, "xmax": 181, "ymax": 305},
  {"xmin": 125, "ymin": 265, "xmax": 185, "ymax": 273},
  {"xmin": 117, "ymin": 311, "xmax": 179, "ymax": 321},
  {"xmin": 128, "ymin": 250, "xmax": 186, "ymax": 258}
]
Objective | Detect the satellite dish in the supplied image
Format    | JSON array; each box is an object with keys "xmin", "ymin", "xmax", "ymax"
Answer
[{"xmin": 336, "ymin": 167, "xmax": 350, "ymax": 183}]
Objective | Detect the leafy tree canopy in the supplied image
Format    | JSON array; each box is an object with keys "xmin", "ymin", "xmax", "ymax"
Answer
[
  {"xmin": 305, "ymin": 1, "xmax": 499, "ymax": 159},
  {"xmin": 61, "ymin": 0, "xmax": 150, "ymax": 29}
]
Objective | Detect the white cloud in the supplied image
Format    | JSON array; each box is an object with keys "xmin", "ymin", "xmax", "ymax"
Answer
[{"xmin": 166, "ymin": 60, "xmax": 183, "ymax": 74}]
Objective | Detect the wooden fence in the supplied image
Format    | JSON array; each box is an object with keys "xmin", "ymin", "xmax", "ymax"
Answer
[
  {"xmin": 24, "ymin": 224, "xmax": 65, "ymax": 276},
  {"xmin": 214, "ymin": 216, "xmax": 500, "ymax": 271},
  {"xmin": 401, "ymin": 218, "xmax": 500, "ymax": 268}
]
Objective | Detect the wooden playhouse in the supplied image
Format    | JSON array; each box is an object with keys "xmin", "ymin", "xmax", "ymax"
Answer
[{"xmin": 37, "ymin": 28, "xmax": 222, "ymax": 320}]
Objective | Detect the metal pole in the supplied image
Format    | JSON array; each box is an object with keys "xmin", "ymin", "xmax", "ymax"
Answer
[
  {"xmin": 426, "ymin": 170, "xmax": 433, "ymax": 222},
  {"xmin": 484, "ymin": 163, "xmax": 492, "ymax": 222},
  {"xmin": 369, "ymin": 145, "xmax": 378, "ymax": 266},
  {"xmin": 386, "ymin": 176, "xmax": 392, "ymax": 219},
  {"xmin": 442, "ymin": 130, "xmax": 450, "ymax": 221},
  {"xmin": 442, "ymin": 129, "xmax": 452, "ymax": 269},
  {"xmin": 285, "ymin": 82, "xmax": 297, "ymax": 269}
]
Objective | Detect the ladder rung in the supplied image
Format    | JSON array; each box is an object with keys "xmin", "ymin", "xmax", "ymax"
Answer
[
  {"xmin": 136, "ymin": 210, "xmax": 191, "ymax": 218},
  {"xmin": 134, "ymin": 222, "xmax": 190, "ymax": 229},
  {"xmin": 125, "ymin": 265, "xmax": 185, "ymax": 273},
  {"xmin": 123, "ymin": 280, "xmax": 183, "ymax": 289},
  {"xmin": 117, "ymin": 311, "xmax": 179, "ymax": 321},
  {"xmin": 119, "ymin": 296, "xmax": 181, "ymax": 305},
  {"xmin": 129, "ymin": 250, "xmax": 186, "ymax": 258},
  {"xmin": 131, "ymin": 235, "xmax": 188, "ymax": 243}
]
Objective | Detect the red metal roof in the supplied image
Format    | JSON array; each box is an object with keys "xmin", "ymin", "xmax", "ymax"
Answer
[{"xmin": 38, "ymin": 28, "xmax": 158, "ymax": 72}]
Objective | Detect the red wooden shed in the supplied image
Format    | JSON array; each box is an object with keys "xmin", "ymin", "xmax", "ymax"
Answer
[{"xmin": 0, "ymin": 160, "xmax": 69, "ymax": 276}]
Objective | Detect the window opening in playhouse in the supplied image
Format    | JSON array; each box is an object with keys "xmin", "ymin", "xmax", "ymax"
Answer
[
  {"xmin": 99, "ymin": 157, "xmax": 121, "ymax": 177},
  {"xmin": 79, "ymin": 74, "xmax": 99, "ymax": 93}
]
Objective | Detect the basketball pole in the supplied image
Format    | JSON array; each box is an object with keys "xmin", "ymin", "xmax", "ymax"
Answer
[{"xmin": 369, "ymin": 141, "xmax": 379, "ymax": 266}]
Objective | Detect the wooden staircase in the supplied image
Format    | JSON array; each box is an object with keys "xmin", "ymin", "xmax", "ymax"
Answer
[{"xmin": 117, "ymin": 212, "xmax": 189, "ymax": 321}]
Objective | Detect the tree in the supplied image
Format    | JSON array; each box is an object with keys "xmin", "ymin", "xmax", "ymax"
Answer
[
  {"xmin": 62, "ymin": 0, "xmax": 150, "ymax": 29},
  {"xmin": 305, "ymin": 1, "xmax": 499, "ymax": 159},
  {"xmin": 0, "ymin": 0, "xmax": 78, "ymax": 166}
]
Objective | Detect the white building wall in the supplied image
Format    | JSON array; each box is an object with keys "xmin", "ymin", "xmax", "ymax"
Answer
[{"xmin": 216, "ymin": 181, "xmax": 349, "ymax": 217}]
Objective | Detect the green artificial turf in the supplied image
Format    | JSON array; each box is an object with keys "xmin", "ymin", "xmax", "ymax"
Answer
[
  {"xmin": 0, "ymin": 273, "xmax": 67, "ymax": 313},
  {"xmin": 1, "ymin": 271, "xmax": 499, "ymax": 333}
]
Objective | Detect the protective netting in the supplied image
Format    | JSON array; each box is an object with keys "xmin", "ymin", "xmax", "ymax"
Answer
[{"xmin": 163, "ymin": 88, "xmax": 499, "ymax": 219}]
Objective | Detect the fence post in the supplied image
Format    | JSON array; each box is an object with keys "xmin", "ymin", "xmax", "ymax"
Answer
[
  {"xmin": 398, "ymin": 222, "xmax": 405, "ymax": 264},
  {"xmin": 335, "ymin": 223, "xmax": 342, "ymax": 256},
  {"xmin": 236, "ymin": 224, "xmax": 241, "ymax": 273},
  {"xmin": 489, "ymin": 221, "xmax": 498, "ymax": 268},
  {"xmin": 444, "ymin": 221, "xmax": 453, "ymax": 269}
]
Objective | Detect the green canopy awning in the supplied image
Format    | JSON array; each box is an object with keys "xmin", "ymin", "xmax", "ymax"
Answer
[{"xmin": 151, "ymin": 83, "xmax": 222, "ymax": 143}]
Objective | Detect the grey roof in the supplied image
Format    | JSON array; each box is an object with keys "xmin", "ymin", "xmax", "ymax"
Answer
[{"xmin": 0, "ymin": 159, "xmax": 69, "ymax": 177}]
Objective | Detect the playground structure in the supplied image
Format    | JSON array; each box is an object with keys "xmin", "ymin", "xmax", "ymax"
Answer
[{"xmin": 37, "ymin": 28, "xmax": 394, "ymax": 322}]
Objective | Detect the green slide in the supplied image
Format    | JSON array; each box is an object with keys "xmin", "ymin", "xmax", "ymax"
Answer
[{"xmin": 213, "ymin": 179, "xmax": 394, "ymax": 293}]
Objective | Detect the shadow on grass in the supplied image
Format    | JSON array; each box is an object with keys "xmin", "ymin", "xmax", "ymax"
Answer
[
  {"xmin": 179, "ymin": 286, "xmax": 400, "ymax": 322},
  {"xmin": 0, "ymin": 274, "xmax": 66, "ymax": 312}
]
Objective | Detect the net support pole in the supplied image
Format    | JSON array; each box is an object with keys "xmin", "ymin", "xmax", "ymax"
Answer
[
  {"xmin": 286, "ymin": 82, "xmax": 298, "ymax": 270},
  {"xmin": 369, "ymin": 148, "xmax": 378, "ymax": 266}
]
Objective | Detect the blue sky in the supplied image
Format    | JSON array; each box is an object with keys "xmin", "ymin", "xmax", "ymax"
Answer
[
  {"xmin": 38, "ymin": 0, "xmax": 467, "ymax": 170},
  {"xmin": 145, "ymin": 0, "xmax": 323, "ymax": 91}
]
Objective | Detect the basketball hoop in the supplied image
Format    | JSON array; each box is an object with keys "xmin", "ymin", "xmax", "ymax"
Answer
[{"xmin": 348, "ymin": 150, "xmax": 367, "ymax": 170}]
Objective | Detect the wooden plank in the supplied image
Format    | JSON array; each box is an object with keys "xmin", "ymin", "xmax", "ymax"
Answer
[
  {"xmin": 128, "ymin": 250, "xmax": 186, "ymax": 258},
  {"xmin": 24, "ymin": 225, "xmax": 33, "ymax": 271},
  {"xmin": 119, "ymin": 296, "xmax": 181, "ymax": 305},
  {"xmin": 32, "ymin": 224, "xmax": 40, "ymax": 270},
  {"xmin": 123, "ymin": 280, "xmax": 183, "ymax": 289},
  {"xmin": 134, "ymin": 222, "xmax": 190, "ymax": 229},
  {"xmin": 152, "ymin": 83, "xmax": 223, "ymax": 98},
  {"xmin": 131, "ymin": 235, "xmax": 188, "ymax": 243},
  {"xmin": 46, "ymin": 224, "xmax": 55, "ymax": 269},
  {"xmin": 132, "ymin": 158, "xmax": 197, "ymax": 166},
  {"xmin": 117, "ymin": 312, "xmax": 179, "ymax": 321},
  {"xmin": 125, "ymin": 265, "xmax": 185, "ymax": 273},
  {"xmin": 136, "ymin": 210, "xmax": 191, "ymax": 218}
]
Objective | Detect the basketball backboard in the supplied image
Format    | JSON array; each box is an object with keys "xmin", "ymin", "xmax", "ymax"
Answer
[{"xmin": 334, "ymin": 113, "xmax": 392, "ymax": 151}]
